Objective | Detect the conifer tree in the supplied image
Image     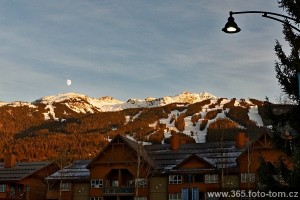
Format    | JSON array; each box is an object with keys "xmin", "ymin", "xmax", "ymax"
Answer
[
  {"xmin": 274, "ymin": 0, "xmax": 300, "ymax": 103},
  {"xmin": 265, "ymin": 1, "xmax": 300, "ymax": 189}
]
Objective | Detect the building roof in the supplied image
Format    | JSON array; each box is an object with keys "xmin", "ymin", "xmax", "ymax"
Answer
[
  {"xmin": 49, "ymin": 134, "xmax": 248, "ymax": 180},
  {"xmin": 87, "ymin": 134, "xmax": 154, "ymax": 168},
  {"xmin": 118, "ymin": 134, "xmax": 154, "ymax": 167},
  {"xmin": 46, "ymin": 160, "xmax": 90, "ymax": 182},
  {"xmin": 0, "ymin": 161, "xmax": 55, "ymax": 182},
  {"xmin": 145, "ymin": 141, "xmax": 245, "ymax": 172}
]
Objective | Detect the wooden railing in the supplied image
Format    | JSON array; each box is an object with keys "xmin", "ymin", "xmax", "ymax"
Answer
[
  {"xmin": 5, "ymin": 191, "xmax": 25, "ymax": 200},
  {"xmin": 103, "ymin": 186, "xmax": 134, "ymax": 195}
]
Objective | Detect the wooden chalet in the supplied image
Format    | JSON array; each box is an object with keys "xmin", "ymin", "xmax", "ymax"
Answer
[
  {"xmin": 86, "ymin": 134, "xmax": 154, "ymax": 200},
  {"xmin": 46, "ymin": 160, "xmax": 91, "ymax": 200},
  {"xmin": 84, "ymin": 133, "xmax": 247, "ymax": 200},
  {"xmin": 0, "ymin": 154, "xmax": 59, "ymax": 200},
  {"xmin": 144, "ymin": 133, "xmax": 245, "ymax": 200},
  {"xmin": 45, "ymin": 132, "xmax": 291, "ymax": 200}
]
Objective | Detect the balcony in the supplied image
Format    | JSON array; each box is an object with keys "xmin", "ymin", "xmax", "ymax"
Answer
[
  {"xmin": 103, "ymin": 186, "xmax": 134, "ymax": 195},
  {"xmin": 5, "ymin": 191, "xmax": 25, "ymax": 200}
]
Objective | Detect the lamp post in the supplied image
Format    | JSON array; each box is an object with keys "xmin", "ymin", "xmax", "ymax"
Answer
[{"xmin": 222, "ymin": 11, "xmax": 300, "ymax": 100}]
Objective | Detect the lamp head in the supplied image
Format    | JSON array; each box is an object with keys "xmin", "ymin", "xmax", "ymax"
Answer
[{"xmin": 222, "ymin": 15, "xmax": 241, "ymax": 33}]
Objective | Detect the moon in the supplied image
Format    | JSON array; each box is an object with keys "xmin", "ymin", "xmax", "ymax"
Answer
[{"xmin": 66, "ymin": 79, "xmax": 72, "ymax": 86}]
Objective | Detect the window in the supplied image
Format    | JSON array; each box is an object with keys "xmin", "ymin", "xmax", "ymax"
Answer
[
  {"xmin": 205, "ymin": 174, "xmax": 219, "ymax": 183},
  {"xmin": 135, "ymin": 178, "xmax": 148, "ymax": 187},
  {"xmin": 169, "ymin": 193, "xmax": 181, "ymax": 200},
  {"xmin": 169, "ymin": 175, "xmax": 182, "ymax": 184},
  {"xmin": 91, "ymin": 179, "xmax": 103, "ymax": 188},
  {"xmin": 128, "ymin": 179, "xmax": 134, "ymax": 186},
  {"xmin": 112, "ymin": 180, "xmax": 119, "ymax": 187},
  {"xmin": 90, "ymin": 197, "xmax": 102, "ymax": 200},
  {"xmin": 134, "ymin": 197, "xmax": 147, "ymax": 200},
  {"xmin": 18, "ymin": 185, "xmax": 23, "ymax": 192},
  {"xmin": 0, "ymin": 184, "xmax": 6, "ymax": 192},
  {"xmin": 10, "ymin": 185, "xmax": 15, "ymax": 192},
  {"xmin": 241, "ymin": 173, "xmax": 255, "ymax": 183},
  {"xmin": 60, "ymin": 183, "xmax": 71, "ymax": 191}
]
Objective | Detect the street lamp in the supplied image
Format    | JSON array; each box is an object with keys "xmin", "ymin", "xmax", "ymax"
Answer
[
  {"xmin": 222, "ymin": 11, "xmax": 300, "ymax": 33},
  {"xmin": 222, "ymin": 11, "xmax": 300, "ymax": 100}
]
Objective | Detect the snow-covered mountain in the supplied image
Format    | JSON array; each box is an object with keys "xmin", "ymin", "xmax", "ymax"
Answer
[
  {"xmin": 0, "ymin": 91, "xmax": 269, "ymax": 162},
  {"xmin": 1, "ymin": 91, "xmax": 217, "ymax": 113}
]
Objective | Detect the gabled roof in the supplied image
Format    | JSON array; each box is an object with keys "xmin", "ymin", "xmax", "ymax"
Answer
[
  {"xmin": 87, "ymin": 134, "xmax": 154, "ymax": 168},
  {"xmin": 174, "ymin": 153, "xmax": 213, "ymax": 169},
  {"xmin": 248, "ymin": 130, "xmax": 272, "ymax": 147},
  {"xmin": 118, "ymin": 134, "xmax": 154, "ymax": 166},
  {"xmin": 0, "ymin": 161, "xmax": 56, "ymax": 182},
  {"xmin": 145, "ymin": 141, "xmax": 245, "ymax": 172},
  {"xmin": 46, "ymin": 160, "xmax": 90, "ymax": 181},
  {"xmin": 236, "ymin": 131, "xmax": 274, "ymax": 162}
]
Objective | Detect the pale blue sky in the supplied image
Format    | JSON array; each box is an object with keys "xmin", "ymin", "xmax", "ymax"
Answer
[{"xmin": 0, "ymin": 0, "xmax": 289, "ymax": 102}]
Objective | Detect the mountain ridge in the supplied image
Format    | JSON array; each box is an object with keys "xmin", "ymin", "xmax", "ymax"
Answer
[
  {"xmin": 0, "ymin": 91, "xmax": 269, "ymax": 162},
  {"xmin": 1, "ymin": 91, "xmax": 218, "ymax": 112}
]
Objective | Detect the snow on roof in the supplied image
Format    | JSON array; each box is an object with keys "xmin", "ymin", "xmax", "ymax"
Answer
[
  {"xmin": 0, "ymin": 161, "xmax": 55, "ymax": 181},
  {"xmin": 46, "ymin": 160, "xmax": 90, "ymax": 181},
  {"xmin": 145, "ymin": 141, "xmax": 244, "ymax": 171}
]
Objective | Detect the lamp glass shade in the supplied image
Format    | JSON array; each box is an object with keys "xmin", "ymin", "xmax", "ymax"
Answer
[{"xmin": 222, "ymin": 16, "xmax": 241, "ymax": 33}]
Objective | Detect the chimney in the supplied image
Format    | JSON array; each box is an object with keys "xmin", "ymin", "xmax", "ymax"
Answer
[
  {"xmin": 235, "ymin": 132, "xmax": 248, "ymax": 148},
  {"xmin": 4, "ymin": 153, "xmax": 17, "ymax": 168},
  {"xmin": 170, "ymin": 134, "xmax": 180, "ymax": 150},
  {"xmin": 180, "ymin": 139, "xmax": 187, "ymax": 144}
]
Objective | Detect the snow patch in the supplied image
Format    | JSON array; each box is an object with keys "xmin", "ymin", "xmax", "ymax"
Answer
[
  {"xmin": 44, "ymin": 104, "xmax": 59, "ymax": 121},
  {"xmin": 125, "ymin": 111, "xmax": 142, "ymax": 124},
  {"xmin": 248, "ymin": 106, "xmax": 264, "ymax": 126}
]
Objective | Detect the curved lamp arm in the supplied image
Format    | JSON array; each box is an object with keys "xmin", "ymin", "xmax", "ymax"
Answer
[
  {"xmin": 223, "ymin": 11, "xmax": 300, "ymax": 33},
  {"xmin": 223, "ymin": 11, "xmax": 300, "ymax": 100}
]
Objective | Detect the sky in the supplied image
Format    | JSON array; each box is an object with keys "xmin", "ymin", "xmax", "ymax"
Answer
[{"xmin": 0, "ymin": 0, "xmax": 291, "ymax": 103}]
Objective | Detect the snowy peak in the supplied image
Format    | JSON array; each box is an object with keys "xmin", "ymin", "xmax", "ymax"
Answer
[
  {"xmin": 125, "ymin": 91, "xmax": 216, "ymax": 106},
  {"xmin": 35, "ymin": 92, "xmax": 123, "ymax": 105},
  {"xmin": 34, "ymin": 93, "xmax": 90, "ymax": 104},
  {"xmin": 161, "ymin": 91, "xmax": 217, "ymax": 104},
  {"xmin": 99, "ymin": 96, "xmax": 123, "ymax": 103},
  {"xmin": 2, "ymin": 91, "xmax": 218, "ymax": 114},
  {"xmin": 32, "ymin": 91, "xmax": 217, "ymax": 112}
]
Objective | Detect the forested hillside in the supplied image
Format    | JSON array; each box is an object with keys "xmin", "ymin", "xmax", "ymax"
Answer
[{"xmin": 0, "ymin": 93, "xmax": 270, "ymax": 165}]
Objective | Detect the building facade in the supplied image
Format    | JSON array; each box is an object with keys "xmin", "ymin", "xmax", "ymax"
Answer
[
  {"xmin": 0, "ymin": 154, "xmax": 59, "ymax": 200},
  {"xmin": 46, "ymin": 132, "xmax": 291, "ymax": 200},
  {"xmin": 87, "ymin": 134, "xmax": 153, "ymax": 200},
  {"xmin": 46, "ymin": 160, "xmax": 91, "ymax": 200}
]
